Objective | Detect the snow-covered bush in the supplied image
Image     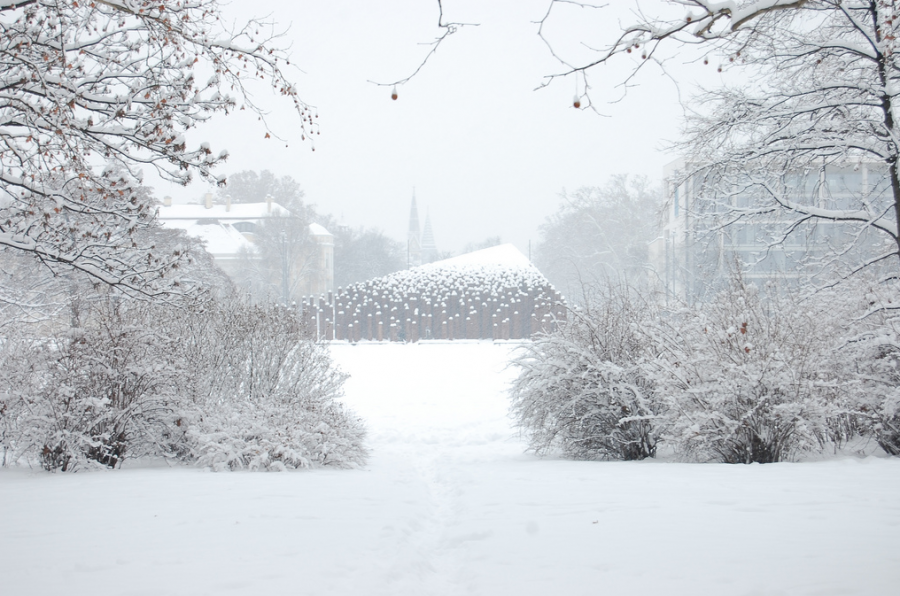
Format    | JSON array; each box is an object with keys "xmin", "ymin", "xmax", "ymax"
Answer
[
  {"xmin": 647, "ymin": 278, "xmax": 840, "ymax": 463},
  {"xmin": 507, "ymin": 269, "xmax": 900, "ymax": 464},
  {"xmin": 830, "ymin": 281, "xmax": 900, "ymax": 455},
  {"xmin": 0, "ymin": 333, "xmax": 39, "ymax": 468},
  {"xmin": 170, "ymin": 300, "xmax": 366, "ymax": 471},
  {"xmin": 0, "ymin": 295, "xmax": 366, "ymax": 471},
  {"xmin": 510, "ymin": 286, "xmax": 659, "ymax": 460},
  {"xmin": 2, "ymin": 299, "xmax": 182, "ymax": 471}
]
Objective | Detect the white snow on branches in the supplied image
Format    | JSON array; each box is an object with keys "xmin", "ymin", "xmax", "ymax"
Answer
[{"xmin": 0, "ymin": 0, "xmax": 313, "ymax": 297}]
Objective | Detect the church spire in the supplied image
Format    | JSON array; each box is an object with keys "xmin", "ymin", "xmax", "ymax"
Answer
[
  {"xmin": 421, "ymin": 208, "xmax": 438, "ymax": 264},
  {"xmin": 408, "ymin": 188, "xmax": 420, "ymax": 237},
  {"xmin": 407, "ymin": 189, "xmax": 422, "ymax": 268}
]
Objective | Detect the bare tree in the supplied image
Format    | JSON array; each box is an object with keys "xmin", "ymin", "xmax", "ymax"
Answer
[
  {"xmin": 536, "ymin": 176, "xmax": 660, "ymax": 298},
  {"xmin": 233, "ymin": 212, "xmax": 315, "ymax": 304},
  {"xmin": 0, "ymin": 0, "xmax": 314, "ymax": 298},
  {"xmin": 332, "ymin": 226, "xmax": 404, "ymax": 289},
  {"xmin": 217, "ymin": 170, "xmax": 309, "ymax": 215}
]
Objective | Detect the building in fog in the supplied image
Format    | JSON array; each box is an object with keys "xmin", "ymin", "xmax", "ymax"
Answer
[
  {"xmin": 157, "ymin": 192, "xmax": 333, "ymax": 299},
  {"xmin": 650, "ymin": 158, "xmax": 890, "ymax": 302}
]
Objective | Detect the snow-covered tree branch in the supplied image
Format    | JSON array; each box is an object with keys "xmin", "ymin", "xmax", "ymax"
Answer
[{"xmin": 0, "ymin": 0, "xmax": 314, "ymax": 297}]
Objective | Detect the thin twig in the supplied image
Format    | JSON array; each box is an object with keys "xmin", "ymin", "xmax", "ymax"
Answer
[{"xmin": 368, "ymin": 0, "xmax": 479, "ymax": 87}]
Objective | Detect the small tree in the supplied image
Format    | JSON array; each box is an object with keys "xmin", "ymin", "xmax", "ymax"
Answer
[
  {"xmin": 333, "ymin": 226, "xmax": 405, "ymax": 288},
  {"xmin": 234, "ymin": 212, "xmax": 315, "ymax": 303},
  {"xmin": 510, "ymin": 284, "xmax": 659, "ymax": 460}
]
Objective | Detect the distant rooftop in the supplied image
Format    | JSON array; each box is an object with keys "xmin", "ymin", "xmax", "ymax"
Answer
[
  {"xmin": 426, "ymin": 243, "xmax": 533, "ymax": 270},
  {"xmin": 157, "ymin": 201, "xmax": 289, "ymax": 220},
  {"xmin": 309, "ymin": 223, "xmax": 332, "ymax": 237},
  {"xmin": 157, "ymin": 200, "xmax": 331, "ymax": 259}
]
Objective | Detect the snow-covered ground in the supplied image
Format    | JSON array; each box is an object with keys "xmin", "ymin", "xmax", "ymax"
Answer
[{"xmin": 2, "ymin": 341, "xmax": 898, "ymax": 595}]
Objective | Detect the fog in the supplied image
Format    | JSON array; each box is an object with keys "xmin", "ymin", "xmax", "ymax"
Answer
[{"xmin": 146, "ymin": 0, "xmax": 717, "ymax": 255}]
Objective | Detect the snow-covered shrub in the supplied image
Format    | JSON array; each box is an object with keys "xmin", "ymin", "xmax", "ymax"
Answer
[
  {"xmin": 171, "ymin": 301, "xmax": 366, "ymax": 471},
  {"xmin": 873, "ymin": 395, "xmax": 900, "ymax": 455},
  {"xmin": 648, "ymin": 278, "xmax": 840, "ymax": 463},
  {"xmin": 5, "ymin": 299, "xmax": 182, "ymax": 471},
  {"xmin": 831, "ymin": 281, "xmax": 900, "ymax": 455},
  {"xmin": 0, "ymin": 333, "xmax": 39, "ymax": 467},
  {"xmin": 0, "ymin": 295, "xmax": 366, "ymax": 472},
  {"xmin": 510, "ymin": 286, "xmax": 659, "ymax": 460}
]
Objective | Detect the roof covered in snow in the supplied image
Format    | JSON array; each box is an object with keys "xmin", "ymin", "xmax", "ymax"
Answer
[
  {"xmin": 157, "ymin": 201, "xmax": 290, "ymax": 221},
  {"xmin": 322, "ymin": 242, "xmax": 563, "ymax": 341},
  {"xmin": 157, "ymin": 201, "xmax": 331, "ymax": 259},
  {"xmin": 164, "ymin": 220, "xmax": 254, "ymax": 260},
  {"xmin": 425, "ymin": 243, "xmax": 533, "ymax": 270},
  {"xmin": 309, "ymin": 223, "xmax": 332, "ymax": 237}
]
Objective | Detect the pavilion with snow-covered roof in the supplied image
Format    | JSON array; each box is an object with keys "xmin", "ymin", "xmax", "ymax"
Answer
[{"xmin": 301, "ymin": 244, "xmax": 565, "ymax": 342}]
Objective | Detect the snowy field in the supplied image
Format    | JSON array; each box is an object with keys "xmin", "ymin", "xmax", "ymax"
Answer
[{"xmin": 2, "ymin": 341, "xmax": 899, "ymax": 596}]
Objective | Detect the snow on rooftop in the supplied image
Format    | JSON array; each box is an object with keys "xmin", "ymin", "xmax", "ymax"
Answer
[
  {"xmin": 326, "ymin": 242, "xmax": 562, "ymax": 341},
  {"xmin": 156, "ymin": 201, "xmax": 330, "ymax": 259},
  {"xmin": 182, "ymin": 222, "xmax": 253, "ymax": 258},
  {"xmin": 426, "ymin": 243, "xmax": 533, "ymax": 270},
  {"xmin": 309, "ymin": 223, "xmax": 332, "ymax": 237},
  {"xmin": 157, "ymin": 201, "xmax": 290, "ymax": 220}
]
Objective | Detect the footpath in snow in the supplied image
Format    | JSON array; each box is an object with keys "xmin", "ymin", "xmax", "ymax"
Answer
[{"xmin": 1, "ymin": 341, "xmax": 898, "ymax": 596}]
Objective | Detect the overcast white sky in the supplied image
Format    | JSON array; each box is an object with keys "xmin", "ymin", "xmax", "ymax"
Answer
[{"xmin": 148, "ymin": 0, "xmax": 720, "ymax": 256}]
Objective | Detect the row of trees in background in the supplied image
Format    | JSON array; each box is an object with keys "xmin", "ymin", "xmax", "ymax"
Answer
[{"xmin": 512, "ymin": 276, "xmax": 900, "ymax": 463}]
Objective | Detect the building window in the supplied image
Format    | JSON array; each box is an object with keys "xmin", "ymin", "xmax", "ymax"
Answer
[
  {"xmin": 232, "ymin": 221, "xmax": 256, "ymax": 234},
  {"xmin": 674, "ymin": 186, "xmax": 680, "ymax": 218}
]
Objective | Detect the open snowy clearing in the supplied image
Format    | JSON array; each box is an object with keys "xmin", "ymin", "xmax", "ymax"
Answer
[{"xmin": 1, "ymin": 341, "xmax": 898, "ymax": 596}]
